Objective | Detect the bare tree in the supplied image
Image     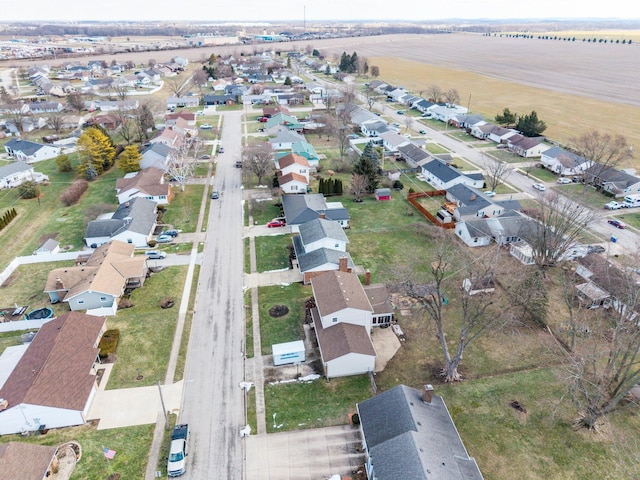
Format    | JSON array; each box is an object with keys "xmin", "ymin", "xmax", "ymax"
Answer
[
  {"xmin": 403, "ymin": 114, "xmax": 413, "ymax": 132},
  {"xmin": 350, "ymin": 173, "xmax": 368, "ymax": 202},
  {"xmin": 191, "ymin": 69, "xmax": 208, "ymax": 92},
  {"xmin": 426, "ymin": 84, "xmax": 442, "ymax": 103},
  {"xmin": 484, "ymin": 155, "xmax": 512, "ymax": 191},
  {"xmin": 133, "ymin": 102, "xmax": 156, "ymax": 142},
  {"xmin": 47, "ymin": 112, "xmax": 65, "ymax": 134},
  {"xmin": 66, "ymin": 92, "xmax": 85, "ymax": 113},
  {"xmin": 166, "ymin": 76, "xmax": 185, "ymax": 97},
  {"xmin": 571, "ymin": 131, "xmax": 633, "ymax": 192},
  {"xmin": 112, "ymin": 83, "xmax": 129, "ymax": 101},
  {"xmin": 562, "ymin": 262, "xmax": 640, "ymax": 429},
  {"xmin": 166, "ymin": 149, "xmax": 194, "ymax": 192},
  {"xmin": 444, "ymin": 88, "xmax": 460, "ymax": 106},
  {"xmin": 391, "ymin": 236, "xmax": 498, "ymax": 382},
  {"xmin": 243, "ymin": 142, "xmax": 273, "ymax": 186},
  {"xmin": 523, "ymin": 192, "xmax": 595, "ymax": 269},
  {"xmin": 370, "ymin": 66, "xmax": 380, "ymax": 78},
  {"xmin": 364, "ymin": 89, "xmax": 379, "ymax": 111},
  {"xmin": 112, "ymin": 109, "xmax": 135, "ymax": 145}
]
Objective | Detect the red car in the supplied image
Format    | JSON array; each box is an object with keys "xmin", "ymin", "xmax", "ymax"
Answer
[
  {"xmin": 258, "ymin": 117, "xmax": 268, "ymax": 122},
  {"xmin": 608, "ymin": 219, "xmax": 626, "ymax": 229},
  {"xmin": 267, "ymin": 220, "xmax": 286, "ymax": 228}
]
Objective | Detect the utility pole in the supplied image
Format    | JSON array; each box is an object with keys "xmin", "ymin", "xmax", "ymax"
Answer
[{"xmin": 157, "ymin": 381, "xmax": 169, "ymax": 429}]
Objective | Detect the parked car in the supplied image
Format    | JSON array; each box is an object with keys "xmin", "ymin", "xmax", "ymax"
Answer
[
  {"xmin": 267, "ymin": 219, "xmax": 286, "ymax": 228},
  {"xmin": 168, "ymin": 424, "xmax": 189, "ymax": 477},
  {"xmin": 484, "ymin": 191, "xmax": 496, "ymax": 197},
  {"xmin": 557, "ymin": 177, "xmax": 572, "ymax": 184},
  {"xmin": 200, "ymin": 154, "xmax": 211, "ymax": 159},
  {"xmin": 218, "ymin": 147, "xmax": 224, "ymax": 153},
  {"xmin": 608, "ymin": 219, "xmax": 626, "ymax": 229},
  {"xmin": 211, "ymin": 191, "xmax": 219, "ymax": 199},
  {"xmin": 397, "ymin": 110, "xmax": 404, "ymax": 115},
  {"xmin": 163, "ymin": 229, "xmax": 179, "ymax": 237},
  {"xmin": 145, "ymin": 250, "xmax": 167, "ymax": 260},
  {"xmin": 156, "ymin": 234, "xmax": 173, "ymax": 243},
  {"xmin": 532, "ymin": 183, "xmax": 546, "ymax": 191},
  {"xmin": 199, "ymin": 124, "xmax": 212, "ymax": 129},
  {"xmin": 605, "ymin": 201, "xmax": 623, "ymax": 210},
  {"xmin": 391, "ymin": 122, "xmax": 400, "ymax": 127},
  {"xmin": 347, "ymin": 133, "xmax": 359, "ymax": 139},
  {"xmin": 258, "ymin": 116, "xmax": 268, "ymax": 122},
  {"xmin": 419, "ymin": 129, "xmax": 427, "ymax": 134}
]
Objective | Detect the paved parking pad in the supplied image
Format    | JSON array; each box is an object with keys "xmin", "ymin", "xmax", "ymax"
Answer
[{"xmin": 245, "ymin": 425, "xmax": 365, "ymax": 480}]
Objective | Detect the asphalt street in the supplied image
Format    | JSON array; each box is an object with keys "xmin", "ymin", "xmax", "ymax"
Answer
[{"xmin": 179, "ymin": 111, "xmax": 246, "ymax": 479}]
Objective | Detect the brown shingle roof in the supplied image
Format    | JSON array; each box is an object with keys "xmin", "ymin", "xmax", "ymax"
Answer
[
  {"xmin": 0, "ymin": 312, "xmax": 105, "ymax": 411},
  {"xmin": 0, "ymin": 442, "xmax": 57, "ymax": 480},
  {"xmin": 278, "ymin": 171, "xmax": 308, "ymax": 185},
  {"xmin": 278, "ymin": 153, "xmax": 310, "ymax": 169},
  {"xmin": 363, "ymin": 283, "xmax": 393, "ymax": 316},
  {"xmin": 311, "ymin": 271, "xmax": 373, "ymax": 317},
  {"xmin": 44, "ymin": 240, "xmax": 146, "ymax": 300},
  {"xmin": 312, "ymin": 308, "xmax": 376, "ymax": 361},
  {"xmin": 115, "ymin": 167, "xmax": 166, "ymax": 193}
]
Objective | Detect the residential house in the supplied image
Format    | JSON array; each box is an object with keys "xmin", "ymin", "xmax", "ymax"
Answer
[
  {"xmin": 455, "ymin": 214, "xmax": 527, "ymax": 247},
  {"xmin": 278, "ymin": 172, "xmax": 308, "ymax": 194},
  {"xmin": 540, "ymin": 146, "xmax": 590, "ymax": 177},
  {"xmin": 380, "ymin": 130, "xmax": 410, "ymax": 153},
  {"xmin": 148, "ymin": 127, "xmax": 184, "ymax": 149},
  {"xmin": 164, "ymin": 110, "xmax": 197, "ymax": 127},
  {"xmin": 0, "ymin": 312, "xmax": 106, "ymax": 435},
  {"xmin": 87, "ymin": 114, "xmax": 120, "ymax": 130},
  {"xmin": 470, "ymin": 123, "xmax": 517, "ymax": 143},
  {"xmin": 84, "ymin": 197, "xmax": 158, "ymax": 248},
  {"xmin": 266, "ymin": 113, "xmax": 304, "ymax": 132},
  {"xmin": 4, "ymin": 139, "xmax": 61, "ymax": 163},
  {"xmin": 0, "ymin": 161, "xmax": 49, "ymax": 189},
  {"xmin": 507, "ymin": 134, "xmax": 550, "ymax": 158},
  {"xmin": 282, "ymin": 194, "xmax": 350, "ymax": 233},
  {"xmin": 429, "ymin": 104, "xmax": 469, "ymax": 123},
  {"xmin": 446, "ymin": 184, "xmax": 516, "ymax": 220},
  {"xmin": 95, "ymin": 100, "xmax": 138, "ymax": 112},
  {"xmin": 263, "ymin": 105, "xmax": 290, "ymax": 118},
  {"xmin": 310, "ymin": 270, "xmax": 376, "ymax": 378},
  {"xmin": 421, "ymin": 159, "xmax": 484, "ymax": 191},
  {"xmin": 450, "ymin": 113, "xmax": 486, "ymax": 129},
  {"xmin": 166, "ymin": 98, "xmax": 200, "ymax": 110},
  {"xmin": 140, "ymin": 142, "xmax": 175, "ymax": 171},
  {"xmin": 360, "ymin": 119, "xmax": 390, "ymax": 138},
  {"xmin": 269, "ymin": 128, "xmax": 306, "ymax": 150},
  {"xmin": 26, "ymin": 101, "xmax": 63, "ymax": 114},
  {"xmin": 115, "ymin": 167, "xmax": 172, "ymax": 205},
  {"xmin": 44, "ymin": 241, "xmax": 148, "ymax": 315},
  {"xmin": 364, "ymin": 283, "xmax": 394, "ymax": 327},
  {"xmin": 413, "ymin": 99, "xmax": 437, "ymax": 115},
  {"xmin": 276, "ymin": 153, "xmax": 310, "ymax": 180},
  {"xmin": 290, "ymin": 141, "xmax": 319, "ymax": 167},
  {"xmin": 0, "ymin": 443, "xmax": 59, "ymax": 479},
  {"xmin": 585, "ymin": 163, "xmax": 640, "ymax": 197},
  {"xmin": 202, "ymin": 94, "xmax": 237, "ymax": 106},
  {"xmin": 356, "ymin": 384, "xmax": 483, "ymax": 480},
  {"xmin": 292, "ymin": 218, "xmax": 354, "ymax": 283},
  {"xmin": 397, "ymin": 143, "xmax": 430, "ymax": 168}
]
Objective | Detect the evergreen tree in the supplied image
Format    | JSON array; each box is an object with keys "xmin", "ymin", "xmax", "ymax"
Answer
[
  {"xmin": 495, "ymin": 107, "xmax": 517, "ymax": 126},
  {"xmin": 284, "ymin": 76, "xmax": 292, "ymax": 86},
  {"xmin": 516, "ymin": 110, "xmax": 547, "ymax": 137},
  {"xmin": 339, "ymin": 52, "xmax": 351, "ymax": 72},
  {"xmin": 350, "ymin": 52, "xmax": 358, "ymax": 73},
  {"xmin": 77, "ymin": 127, "xmax": 116, "ymax": 175},
  {"xmin": 117, "ymin": 145, "xmax": 142, "ymax": 173},
  {"xmin": 55, "ymin": 154, "xmax": 73, "ymax": 173},
  {"xmin": 353, "ymin": 142, "xmax": 380, "ymax": 193}
]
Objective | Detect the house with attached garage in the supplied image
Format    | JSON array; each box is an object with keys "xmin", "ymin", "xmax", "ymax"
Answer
[
  {"xmin": 429, "ymin": 104, "xmax": 469, "ymax": 123},
  {"xmin": 0, "ymin": 161, "xmax": 49, "ymax": 189},
  {"xmin": 4, "ymin": 139, "xmax": 62, "ymax": 163},
  {"xmin": 455, "ymin": 213, "xmax": 529, "ymax": 247},
  {"xmin": 450, "ymin": 113, "xmax": 486, "ymax": 129},
  {"xmin": 356, "ymin": 384, "xmax": 483, "ymax": 480},
  {"xmin": 0, "ymin": 312, "xmax": 106, "ymax": 435},
  {"xmin": 540, "ymin": 146, "xmax": 590, "ymax": 176},
  {"xmin": 360, "ymin": 119, "xmax": 390, "ymax": 138},
  {"xmin": 397, "ymin": 143, "xmax": 430, "ymax": 168},
  {"xmin": 470, "ymin": 123, "xmax": 517, "ymax": 143},
  {"xmin": 282, "ymin": 194, "xmax": 350, "ymax": 233},
  {"xmin": 310, "ymin": 270, "xmax": 377, "ymax": 378},
  {"xmin": 44, "ymin": 241, "xmax": 147, "ymax": 315},
  {"xmin": 292, "ymin": 218, "xmax": 354, "ymax": 283},
  {"xmin": 507, "ymin": 134, "xmax": 550, "ymax": 158},
  {"xmin": 421, "ymin": 159, "xmax": 484, "ymax": 191},
  {"xmin": 380, "ymin": 130, "xmax": 410, "ymax": 153},
  {"xmin": 115, "ymin": 167, "xmax": 172, "ymax": 205},
  {"xmin": 446, "ymin": 184, "xmax": 520, "ymax": 221},
  {"xmin": 166, "ymin": 96, "xmax": 200, "ymax": 109},
  {"xmin": 84, "ymin": 197, "xmax": 158, "ymax": 249},
  {"xmin": 584, "ymin": 163, "xmax": 640, "ymax": 197}
]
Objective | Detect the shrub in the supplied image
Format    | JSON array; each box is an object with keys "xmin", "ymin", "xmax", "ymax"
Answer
[
  {"xmin": 393, "ymin": 180, "xmax": 404, "ymax": 190},
  {"xmin": 60, "ymin": 179, "xmax": 89, "ymax": 206},
  {"xmin": 17, "ymin": 181, "xmax": 40, "ymax": 199},
  {"xmin": 55, "ymin": 154, "xmax": 73, "ymax": 172},
  {"xmin": 147, "ymin": 239, "xmax": 157, "ymax": 247},
  {"xmin": 98, "ymin": 329, "xmax": 120, "ymax": 359}
]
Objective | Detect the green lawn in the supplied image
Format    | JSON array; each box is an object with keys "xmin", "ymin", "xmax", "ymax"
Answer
[
  {"xmin": 106, "ymin": 266, "xmax": 188, "ymax": 389},
  {"xmin": 244, "ymin": 289, "xmax": 254, "ymax": 359},
  {"xmin": 254, "ymin": 235, "xmax": 291, "ymax": 272},
  {"xmin": 425, "ymin": 142, "xmax": 451, "ymax": 154},
  {"xmin": 161, "ymin": 185, "xmax": 204, "ymax": 233},
  {"xmin": 491, "ymin": 150, "xmax": 530, "ymax": 163},
  {"xmin": 528, "ymin": 166, "xmax": 560, "ymax": 182},
  {"xmin": 258, "ymin": 283, "xmax": 311, "ymax": 355},
  {"xmin": 615, "ymin": 211, "xmax": 640, "ymax": 230},
  {"xmin": 558, "ymin": 183, "xmax": 612, "ymax": 210},
  {"xmin": 264, "ymin": 375, "xmax": 371, "ymax": 433},
  {"xmin": 250, "ymin": 198, "xmax": 282, "ymax": 226}
]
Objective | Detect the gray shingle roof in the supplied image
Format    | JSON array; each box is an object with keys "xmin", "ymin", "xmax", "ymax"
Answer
[
  {"xmin": 4, "ymin": 139, "xmax": 47, "ymax": 157},
  {"xmin": 298, "ymin": 218, "xmax": 348, "ymax": 246},
  {"xmin": 357, "ymin": 385, "xmax": 483, "ymax": 480},
  {"xmin": 282, "ymin": 194, "xmax": 349, "ymax": 225},
  {"xmin": 85, "ymin": 197, "xmax": 156, "ymax": 238},
  {"xmin": 0, "ymin": 160, "xmax": 32, "ymax": 178},
  {"xmin": 297, "ymin": 247, "xmax": 354, "ymax": 273},
  {"xmin": 422, "ymin": 159, "xmax": 463, "ymax": 183}
]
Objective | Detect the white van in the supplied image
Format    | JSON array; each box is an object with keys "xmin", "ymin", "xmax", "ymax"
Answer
[{"xmin": 623, "ymin": 194, "xmax": 640, "ymax": 207}]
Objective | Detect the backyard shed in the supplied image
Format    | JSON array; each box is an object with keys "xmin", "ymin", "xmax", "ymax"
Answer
[
  {"xmin": 375, "ymin": 188, "xmax": 391, "ymax": 201},
  {"xmin": 272, "ymin": 340, "xmax": 305, "ymax": 366}
]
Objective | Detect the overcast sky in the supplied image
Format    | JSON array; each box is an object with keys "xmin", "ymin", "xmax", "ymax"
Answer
[{"xmin": 2, "ymin": 0, "xmax": 638, "ymax": 22}]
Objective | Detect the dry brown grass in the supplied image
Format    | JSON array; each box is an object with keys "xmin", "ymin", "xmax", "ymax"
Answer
[{"xmin": 371, "ymin": 56, "xmax": 640, "ymax": 167}]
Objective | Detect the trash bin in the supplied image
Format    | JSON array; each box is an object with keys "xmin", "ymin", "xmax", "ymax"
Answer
[{"xmin": 610, "ymin": 236, "xmax": 618, "ymax": 243}]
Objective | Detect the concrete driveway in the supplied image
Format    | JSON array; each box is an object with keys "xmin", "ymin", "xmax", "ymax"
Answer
[{"xmin": 245, "ymin": 425, "xmax": 365, "ymax": 480}]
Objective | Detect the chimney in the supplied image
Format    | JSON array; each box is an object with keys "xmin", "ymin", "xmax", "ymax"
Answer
[
  {"xmin": 364, "ymin": 269, "xmax": 371, "ymax": 285},
  {"xmin": 319, "ymin": 212, "xmax": 326, "ymax": 219},
  {"xmin": 55, "ymin": 276, "xmax": 63, "ymax": 289},
  {"xmin": 339, "ymin": 256, "xmax": 348, "ymax": 272},
  {"xmin": 422, "ymin": 384, "xmax": 434, "ymax": 403}
]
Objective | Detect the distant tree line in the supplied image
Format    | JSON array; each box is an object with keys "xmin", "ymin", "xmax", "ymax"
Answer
[{"xmin": 485, "ymin": 32, "xmax": 633, "ymax": 44}]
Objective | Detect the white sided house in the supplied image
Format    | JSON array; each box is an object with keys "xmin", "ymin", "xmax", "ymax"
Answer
[
  {"xmin": 0, "ymin": 312, "xmax": 106, "ymax": 435},
  {"xmin": 540, "ymin": 146, "xmax": 591, "ymax": 176},
  {"xmin": 310, "ymin": 270, "xmax": 376, "ymax": 378},
  {"xmin": 4, "ymin": 139, "xmax": 62, "ymax": 163},
  {"xmin": 115, "ymin": 167, "xmax": 172, "ymax": 205},
  {"xmin": 0, "ymin": 161, "xmax": 49, "ymax": 189},
  {"xmin": 421, "ymin": 159, "xmax": 484, "ymax": 191}
]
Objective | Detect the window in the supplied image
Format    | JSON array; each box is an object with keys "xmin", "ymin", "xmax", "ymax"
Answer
[
  {"xmin": 127, "ymin": 238, "xmax": 132, "ymax": 243},
  {"xmin": 100, "ymin": 296, "xmax": 108, "ymax": 302},
  {"xmin": 332, "ymin": 317, "xmax": 338, "ymax": 323},
  {"xmin": 77, "ymin": 299, "xmax": 85, "ymax": 304},
  {"xmin": 334, "ymin": 243, "xmax": 339, "ymax": 248}
]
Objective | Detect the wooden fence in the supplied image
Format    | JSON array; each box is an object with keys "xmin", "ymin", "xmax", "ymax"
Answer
[{"xmin": 407, "ymin": 190, "xmax": 456, "ymax": 229}]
